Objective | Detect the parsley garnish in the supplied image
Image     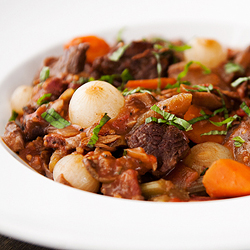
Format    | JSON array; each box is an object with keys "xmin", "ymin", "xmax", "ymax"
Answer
[
  {"xmin": 40, "ymin": 66, "xmax": 50, "ymax": 81},
  {"xmin": 231, "ymin": 76, "xmax": 250, "ymax": 88},
  {"xmin": 37, "ymin": 93, "xmax": 52, "ymax": 106},
  {"xmin": 87, "ymin": 113, "xmax": 111, "ymax": 148},
  {"xmin": 240, "ymin": 102, "xmax": 250, "ymax": 116},
  {"xmin": 177, "ymin": 61, "xmax": 211, "ymax": 81},
  {"xmin": 145, "ymin": 105, "xmax": 192, "ymax": 131},
  {"xmin": 225, "ymin": 62, "xmax": 244, "ymax": 74},
  {"xmin": 232, "ymin": 136, "xmax": 245, "ymax": 147},
  {"xmin": 152, "ymin": 51, "xmax": 162, "ymax": 93},
  {"xmin": 9, "ymin": 110, "xmax": 18, "ymax": 121},
  {"xmin": 99, "ymin": 68, "xmax": 133, "ymax": 86},
  {"xmin": 184, "ymin": 84, "xmax": 214, "ymax": 93},
  {"xmin": 209, "ymin": 114, "xmax": 239, "ymax": 130},
  {"xmin": 200, "ymin": 130, "xmax": 227, "ymax": 136},
  {"xmin": 122, "ymin": 87, "xmax": 152, "ymax": 96},
  {"xmin": 109, "ymin": 44, "xmax": 130, "ymax": 61},
  {"xmin": 41, "ymin": 108, "xmax": 71, "ymax": 129}
]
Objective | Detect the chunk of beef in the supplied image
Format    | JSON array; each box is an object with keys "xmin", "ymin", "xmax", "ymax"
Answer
[
  {"xmin": 223, "ymin": 118, "xmax": 250, "ymax": 167},
  {"xmin": 31, "ymin": 77, "xmax": 67, "ymax": 107},
  {"xmin": 19, "ymin": 137, "xmax": 52, "ymax": 177},
  {"xmin": 91, "ymin": 41, "xmax": 174, "ymax": 84},
  {"xmin": 45, "ymin": 43, "xmax": 89, "ymax": 76},
  {"xmin": 126, "ymin": 123, "xmax": 190, "ymax": 175},
  {"xmin": 101, "ymin": 169, "xmax": 144, "ymax": 200},
  {"xmin": 83, "ymin": 147, "xmax": 157, "ymax": 183},
  {"xmin": 22, "ymin": 105, "xmax": 49, "ymax": 141},
  {"xmin": 2, "ymin": 121, "xmax": 25, "ymax": 152}
]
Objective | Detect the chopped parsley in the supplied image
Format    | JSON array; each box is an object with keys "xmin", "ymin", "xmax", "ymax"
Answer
[
  {"xmin": 122, "ymin": 87, "xmax": 152, "ymax": 96},
  {"xmin": 145, "ymin": 105, "xmax": 192, "ymax": 131},
  {"xmin": 225, "ymin": 62, "xmax": 244, "ymax": 74},
  {"xmin": 9, "ymin": 110, "xmax": 18, "ymax": 121},
  {"xmin": 152, "ymin": 51, "xmax": 162, "ymax": 93},
  {"xmin": 87, "ymin": 113, "xmax": 111, "ymax": 148},
  {"xmin": 99, "ymin": 68, "xmax": 133, "ymax": 86},
  {"xmin": 232, "ymin": 136, "xmax": 245, "ymax": 148},
  {"xmin": 231, "ymin": 76, "xmax": 250, "ymax": 88},
  {"xmin": 200, "ymin": 130, "xmax": 227, "ymax": 136},
  {"xmin": 184, "ymin": 84, "xmax": 214, "ymax": 93},
  {"xmin": 240, "ymin": 102, "xmax": 250, "ymax": 116},
  {"xmin": 109, "ymin": 43, "xmax": 130, "ymax": 61},
  {"xmin": 41, "ymin": 108, "xmax": 71, "ymax": 129},
  {"xmin": 177, "ymin": 61, "xmax": 211, "ymax": 82},
  {"xmin": 40, "ymin": 66, "xmax": 50, "ymax": 81},
  {"xmin": 37, "ymin": 93, "xmax": 52, "ymax": 106},
  {"xmin": 209, "ymin": 114, "xmax": 239, "ymax": 130}
]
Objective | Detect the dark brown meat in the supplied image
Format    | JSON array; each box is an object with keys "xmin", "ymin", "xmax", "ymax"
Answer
[
  {"xmin": 45, "ymin": 43, "xmax": 89, "ymax": 76},
  {"xmin": 91, "ymin": 41, "xmax": 174, "ymax": 83},
  {"xmin": 83, "ymin": 147, "xmax": 157, "ymax": 183},
  {"xmin": 19, "ymin": 137, "xmax": 52, "ymax": 176},
  {"xmin": 126, "ymin": 123, "xmax": 190, "ymax": 175},
  {"xmin": 2, "ymin": 122, "xmax": 25, "ymax": 152},
  {"xmin": 22, "ymin": 105, "xmax": 49, "ymax": 141},
  {"xmin": 101, "ymin": 169, "xmax": 144, "ymax": 200},
  {"xmin": 223, "ymin": 118, "xmax": 250, "ymax": 167}
]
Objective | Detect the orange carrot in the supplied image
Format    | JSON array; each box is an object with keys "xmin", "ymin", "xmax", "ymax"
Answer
[
  {"xmin": 64, "ymin": 35, "xmax": 110, "ymax": 63},
  {"xmin": 125, "ymin": 78, "xmax": 176, "ymax": 90},
  {"xmin": 184, "ymin": 104, "xmax": 226, "ymax": 144},
  {"xmin": 203, "ymin": 159, "xmax": 250, "ymax": 198}
]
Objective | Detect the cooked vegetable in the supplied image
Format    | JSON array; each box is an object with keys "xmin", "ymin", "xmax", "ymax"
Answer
[
  {"xmin": 183, "ymin": 142, "xmax": 233, "ymax": 175},
  {"xmin": 125, "ymin": 78, "xmax": 176, "ymax": 90},
  {"xmin": 64, "ymin": 35, "xmax": 110, "ymax": 63},
  {"xmin": 53, "ymin": 153, "xmax": 100, "ymax": 192},
  {"xmin": 10, "ymin": 85, "xmax": 33, "ymax": 115},
  {"xmin": 69, "ymin": 80, "xmax": 124, "ymax": 128},
  {"xmin": 203, "ymin": 159, "xmax": 250, "ymax": 198},
  {"xmin": 184, "ymin": 38, "xmax": 227, "ymax": 68}
]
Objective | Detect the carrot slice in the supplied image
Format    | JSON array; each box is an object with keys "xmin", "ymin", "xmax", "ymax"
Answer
[
  {"xmin": 203, "ymin": 159, "xmax": 250, "ymax": 198},
  {"xmin": 184, "ymin": 104, "xmax": 226, "ymax": 144},
  {"xmin": 64, "ymin": 35, "xmax": 110, "ymax": 63},
  {"xmin": 125, "ymin": 78, "xmax": 176, "ymax": 90}
]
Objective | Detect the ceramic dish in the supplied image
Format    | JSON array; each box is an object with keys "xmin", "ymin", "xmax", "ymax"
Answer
[{"xmin": 1, "ymin": 22, "xmax": 250, "ymax": 250}]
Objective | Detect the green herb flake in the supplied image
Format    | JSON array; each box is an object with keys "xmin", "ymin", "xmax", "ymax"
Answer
[
  {"xmin": 122, "ymin": 87, "xmax": 152, "ymax": 96},
  {"xmin": 200, "ymin": 167, "xmax": 209, "ymax": 176},
  {"xmin": 146, "ymin": 105, "xmax": 192, "ymax": 131},
  {"xmin": 41, "ymin": 108, "xmax": 71, "ymax": 129},
  {"xmin": 200, "ymin": 130, "xmax": 227, "ymax": 136},
  {"xmin": 40, "ymin": 66, "xmax": 50, "ymax": 82},
  {"xmin": 177, "ymin": 61, "xmax": 211, "ymax": 82},
  {"xmin": 87, "ymin": 113, "xmax": 111, "ymax": 148},
  {"xmin": 9, "ymin": 110, "xmax": 18, "ymax": 122},
  {"xmin": 168, "ymin": 44, "xmax": 192, "ymax": 52},
  {"xmin": 109, "ymin": 44, "xmax": 130, "ymax": 62},
  {"xmin": 231, "ymin": 76, "xmax": 250, "ymax": 88},
  {"xmin": 209, "ymin": 114, "xmax": 239, "ymax": 130},
  {"xmin": 225, "ymin": 62, "xmax": 244, "ymax": 74},
  {"xmin": 152, "ymin": 52, "xmax": 162, "ymax": 93},
  {"xmin": 184, "ymin": 84, "xmax": 214, "ymax": 93},
  {"xmin": 232, "ymin": 136, "xmax": 245, "ymax": 148},
  {"xmin": 37, "ymin": 93, "xmax": 52, "ymax": 106},
  {"xmin": 240, "ymin": 102, "xmax": 250, "ymax": 116}
]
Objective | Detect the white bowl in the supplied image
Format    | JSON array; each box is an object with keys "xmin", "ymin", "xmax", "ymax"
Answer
[{"xmin": 1, "ymin": 21, "xmax": 250, "ymax": 250}]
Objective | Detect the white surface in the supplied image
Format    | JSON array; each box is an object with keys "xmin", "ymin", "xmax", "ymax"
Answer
[{"xmin": 1, "ymin": 1, "xmax": 250, "ymax": 249}]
